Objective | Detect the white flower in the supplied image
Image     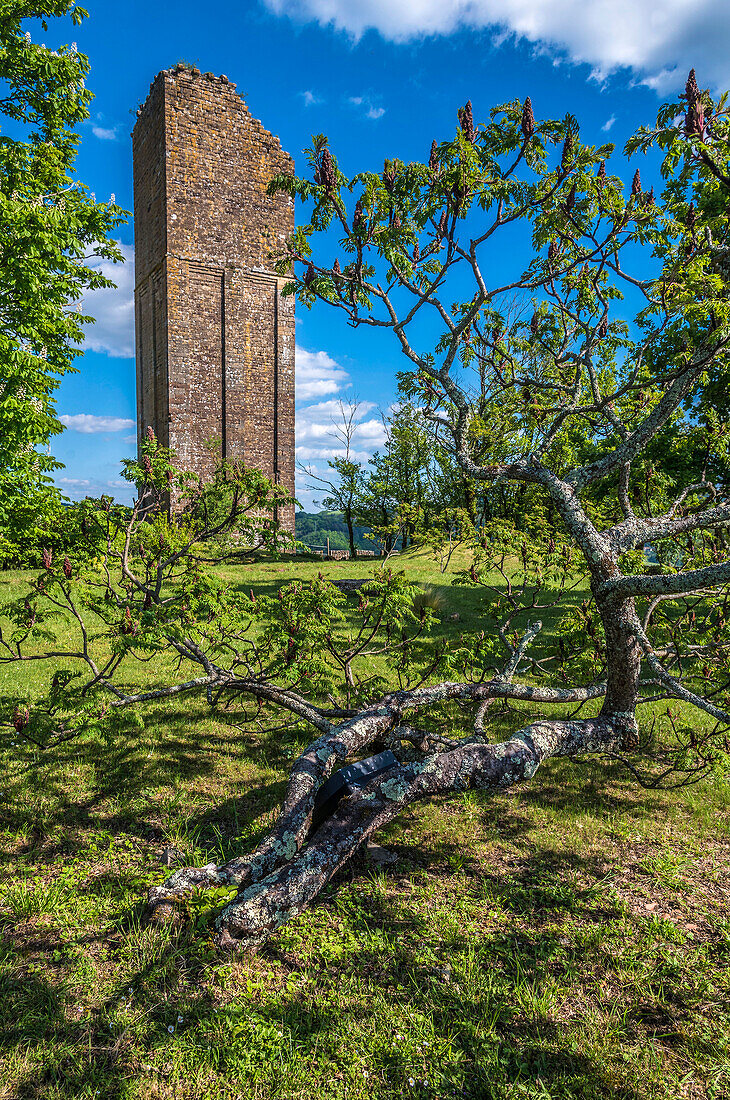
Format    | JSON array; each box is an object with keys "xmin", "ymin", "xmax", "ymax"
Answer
[
  {"xmin": 110, "ymin": 194, "xmax": 115, "ymax": 204},
  {"xmin": 408, "ymin": 1081, "xmax": 415, "ymax": 1088},
  {"xmin": 167, "ymin": 1025, "xmax": 174, "ymax": 1033},
  {"xmin": 177, "ymin": 1015, "xmax": 183, "ymax": 1023}
]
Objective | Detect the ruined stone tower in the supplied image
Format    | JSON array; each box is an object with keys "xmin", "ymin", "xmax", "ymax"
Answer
[{"xmin": 132, "ymin": 66, "xmax": 295, "ymax": 530}]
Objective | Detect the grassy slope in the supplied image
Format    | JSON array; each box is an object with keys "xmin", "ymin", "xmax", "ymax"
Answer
[{"xmin": 0, "ymin": 548, "xmax": 729, "ymax": 1100}]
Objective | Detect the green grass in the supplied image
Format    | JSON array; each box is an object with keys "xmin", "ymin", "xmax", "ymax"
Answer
[{"xmin": 1, "ymin": 548, "xmax": 729, "ymax": 1099}]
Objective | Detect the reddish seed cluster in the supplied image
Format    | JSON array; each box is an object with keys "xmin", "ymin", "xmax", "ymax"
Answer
[
  {"xmin": 684, "ymin": 68, "xmax": 705, "ymax": 138},
  {"xmin": 458, "ymin": 100, "xmax": 475, "ymax": 143},
  {"xmin": 318, "ymin": 146, "xmax": 336, "ymax": 191},
  {"xmin": 352, "ymin": 198, "xmax": 365, "ymax": 234},
  {"xmin": 121, "ymin": 606, "xmax": 138, "ymax": 635},
  {"xmin": 565, "ymin": 181, "xmax": 577, "ymax": 213},
  {"xmin": 41, "ymin": 547, "xmax": 52, "ymax": 570},
  {"xmin": 521, "ymin": 97, "xmax": 535, "ymax": 139},
  {"xmin": 13, "ymin": 705, "xmax": 29, "ymax": 733},
  {"xmin": 63, "ymin": 556, "xmax": 73, "ymax": 579}
]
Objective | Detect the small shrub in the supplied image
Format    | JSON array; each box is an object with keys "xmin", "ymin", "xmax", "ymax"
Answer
[{"xmin": 412, "ymin": 584, "xmax": 448, "ymax": 618}]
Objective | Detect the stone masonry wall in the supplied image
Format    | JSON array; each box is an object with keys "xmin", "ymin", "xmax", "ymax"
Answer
[{"xmin": 132, "ymin": 66, "xmax": 295, "ymax": 531}]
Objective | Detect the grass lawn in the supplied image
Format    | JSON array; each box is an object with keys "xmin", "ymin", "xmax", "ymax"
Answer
[{"xmin": 0, "ymin": 548, "xmax": 729, "ymax": 1099}]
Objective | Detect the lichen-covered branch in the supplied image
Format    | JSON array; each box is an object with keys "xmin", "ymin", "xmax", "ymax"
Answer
[{"xmin": 150, "ymin": 711, "xmax": 626, "ymax": 950}]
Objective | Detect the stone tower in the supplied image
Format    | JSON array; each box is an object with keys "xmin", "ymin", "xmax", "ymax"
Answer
[{"xmin": 132, "ymin": 66, "xmax": 295, "ymax": 531}]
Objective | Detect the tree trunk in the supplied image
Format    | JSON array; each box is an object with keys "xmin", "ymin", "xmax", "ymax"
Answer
[
  {"xmin": 596, "ymin": 591, "xmax": 642, "ymax": 747},
  {"xmin": 345, "ymin": 506, "xmax": 357, "ymax": 560},
  {"xmin": 464, "ymin": 478, "xmax": 478, "ymax": 525}
]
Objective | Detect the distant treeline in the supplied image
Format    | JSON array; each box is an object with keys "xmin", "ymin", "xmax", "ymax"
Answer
[{"xmin": 295, "ymin": 511, "xmax": 376, "ymax": 553}]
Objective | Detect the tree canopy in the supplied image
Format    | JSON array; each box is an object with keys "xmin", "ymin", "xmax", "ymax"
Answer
[{"xmin": 0, "ymin": 1, "xmax": 125, "ymax": 565}]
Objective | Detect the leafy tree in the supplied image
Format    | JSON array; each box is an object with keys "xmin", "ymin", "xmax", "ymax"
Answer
[
  {"xmin": 0, "ymin": 2, "xmax": 125, "ymax": 565},
  {"xmin": 300, "ymin": 398, "xmax": 365, "ymax": 559},
  {"xmin": 356, "ymin": 402, "xmax": 435, "ymax": 551},
  {"xmin": 1, "ymin": 432, "xmax": 436, "ymax": 741},
  {"xmin": 294, "ymin": 510, "xmax": 376, "ymax": 553},
  {"xmin": 7, "ymin": 77, "xmax": 730, "ymax": 954}
]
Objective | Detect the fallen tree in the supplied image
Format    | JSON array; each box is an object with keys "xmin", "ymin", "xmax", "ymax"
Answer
[{"xmin": 6, "ymin": 73, "xmax": 730, "ymax": 950}]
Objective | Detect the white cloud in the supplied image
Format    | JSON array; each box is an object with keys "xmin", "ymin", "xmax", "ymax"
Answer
[
  {"xmin": 298, "ymin": 397, "xmax": 372, "ymax": 438},
  {"xmin": 296, "ymin": 346, "xmax": 351, "ymax": 400},
  {"xmin": 59, "ymin": 414, "xmax": 135, "ymax": 434},
  {"xmin": 55, "ymin": 474, "xmax": 135, "ymax": 504},
  {"xmin": 80, "ymin": 241, "xmax": 135, "ymax": 358},
  {"xmin": 348, "ymin": 93, "xmax": 386, "ymax": 120},
  {"xmin": 296, "ymin": 398, "xmax": 387, "ymax": 464},
  {"xmin": 264, "ymin": 0, "xmax": 730, "ymax": 93},
  {"xmin": 297, "ymin": 445, "xmax": 378, "ymax": 462},
  {"xmin": 295, "ymin": 355, "xmax": 388, "ymax": 508},
  {"xmin": 601, "ymin": 114, "xmax": 616, "ymax": 132},
  {"xmin": 92, "ymin": 125, "xmax": 119, "ymax": 141},
  {"xmin": 300, "ymin": 90, "xmax": 323, "ymax": 106}
]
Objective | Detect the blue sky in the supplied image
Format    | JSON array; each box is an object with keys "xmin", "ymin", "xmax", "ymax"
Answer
[{"xmin": 45, "ymin": 0, "xmax": 730, "ymax": 510}]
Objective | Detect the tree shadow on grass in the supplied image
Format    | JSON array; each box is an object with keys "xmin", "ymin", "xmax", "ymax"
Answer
[
  {"xmin": 254, "ymin": 886, "xmax": 641, "ymax": 1099},
  {"xmin": 0, "ymin": 696, "xmax": 299, "ymax": 860},
  {"xmin": 0, "ymin": 922, "xmax": 225, "ymax": 1099},
  {"xmin": 0, "ymin": 769, "xmax": 713, "ymax": 1099}
]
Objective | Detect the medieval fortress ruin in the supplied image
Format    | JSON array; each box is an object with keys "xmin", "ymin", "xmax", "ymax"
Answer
[{"xmin": 132, "ymin": 66, "xmax": 296, "ymax": 530}]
